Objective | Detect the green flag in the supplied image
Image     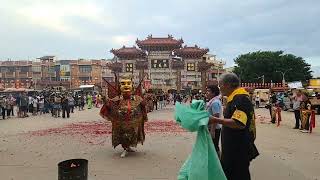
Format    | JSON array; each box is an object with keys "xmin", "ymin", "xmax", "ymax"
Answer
[{"xmin": 175, "ymin": 100, "xmax": 227, "ymax": 180}]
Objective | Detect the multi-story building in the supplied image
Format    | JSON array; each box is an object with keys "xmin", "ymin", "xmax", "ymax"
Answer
[
  {"xmin": 55, "ymin": 60, "xmax": 71, "ymax": 82},
  {"xmin": 0, "ymin": 60, "xmax": 34, "ymax": 88},
  {"xmin": 69, "ymin": 59, "xmax": 112, "ymax": 89},
  {"xmin": 225, "ymin": 66, "xmax": 235, "ymax": 73},
  {"xmin": 0, "ymin": 58, "xmax": 59, "ymax": 89},
  {"xmin": 203, "ymin": 54, "xmax": 226, "ymax": 84},
  {"xmin": 39, "ymin": 56, "xmax": 57, "ymax": 82},
  {"xmin": 0, "ymin": 57, "xmax": 112, "ymax": 89}
]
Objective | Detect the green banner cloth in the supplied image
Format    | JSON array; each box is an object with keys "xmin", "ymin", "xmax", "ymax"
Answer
[{"xmin": 175, "ymin": 100, "xmax": 227, "ymax": 180}]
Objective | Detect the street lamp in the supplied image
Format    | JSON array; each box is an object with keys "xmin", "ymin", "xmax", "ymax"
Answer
[
  {"xmin": 254, "ymin": 73, "xmax": 265, "ymax": 84},
  {"xmin": 276, "ymin": 68, "xmax": 292, "ymax": 85}
]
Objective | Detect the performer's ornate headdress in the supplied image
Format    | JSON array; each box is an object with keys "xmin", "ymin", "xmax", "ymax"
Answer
[{"xmin": 103, "ymin": 73, "xmax": 143, "ymax": 99}]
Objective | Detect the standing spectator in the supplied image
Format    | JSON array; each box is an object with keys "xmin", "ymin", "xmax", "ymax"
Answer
[
  {"xmin": 78, "ymin": 95, "xmax": 82, "ymax": 111},
  {"xmin": 268, "ymin": 92, "xmax": 277, "ymax": 124},
  {"xmin": 28, "ymin": 95, "xmax": 33, "ymax": 113},
  {"xmin": 292, "ymin": 90, "xmax": 303, "ymax": 129},
  {"xmin": 74, "ymin": 94, "xmax": 79, "ymax": 110},
  {"xmin": 164, "ymin": 93, "xmax": 168, "ymax": 106},
  {"xmin": 84, "ymin": 93, "xmax": 88, "ymax": 105},
  {"xmin": 38, "ymin": 97, "xmax": 45, "ymax": 115},
  {"xmin": 32, "ymin": 96, "xmax": 38, "ymax": 116},
  {"xmin": 68, "ymin": 95, "xmax": 75, "ymax": 113},
  {"xmin": 61, "ymin": 94, "xmax": 70, "ymax": 118},
  {"xmin": 20, "ymin": 93, "xmax": 28, "ymax": 118},
  {"xmin": 277, "ymin": 92, "xmax": 285, "ymax": 107},
  {"xmin": 80, "ymin": 94, "xmax": 85, "ymax": 111},
  {"xmin": 0, "ymin": 96, "xmax": 5, "ymax": 120},
  {"xmin": 4, "ymin": 96, "xmax": 11, "ymax": 118},
  {"xmin": 87, "ymin": 93, "xmax": 93, "ymax": 109},
  {"xmin": 300, "ymin": 97, "xmax": 312, "ymax": 133},
  {"xmin": 153, "ymin": 94, "xmax": 158, "ymax": 110},
  {"xmin": 209, "ymin": 73, "xmax": 259, "ymax": 180},
  {"xmin": 96, "ymin": 93, "xmax": 102, "ymax": 108},
  {"xmin": 16, "ymin": 93, "xmax": 22, "ymax": 118},
  {"xmin": 255, "ymin": 93, "xmax": 260, "ymax": 108},
  {"xmin": 36, "ymin": 95, "xmax": 41, "ymax": 113},
  {"xmin": 169, "ymin": 93, "xmax": 173, "ymax": 104},
  {"xmin": 159, "ymin": 93, "xmax": 164, "ymax": 109},
  {"xmin": 176, "ymin": 94, "xmax": 182, "ymax": 104},
  {"xmin": 49, "ymin": 94, "xmax": 55, "ymax": 116},
  {"xmin": 93, "ymin": 93, "xmax": 97, "ymax": 108},
  {"xmin": 206, "ymin": 85, "xmax": 222, "ymax": 155},
  {"xmin": 7, "ymin": 94, "xmax": 15, "ymax": 117},
  {"xmin": 44, "ymin": 96, "xmax": 50, "ymax": 114},
  {"xmin": 54, "ymin": 94, "xmax": 62, "ymax": 117}
]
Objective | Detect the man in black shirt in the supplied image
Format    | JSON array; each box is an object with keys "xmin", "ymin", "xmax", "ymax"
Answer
[
  {"xmin": 209, "ymin": 73, "xmax": 259, "ymax": 180},
  {"xmin": 61, "ymin": 93, "xmax": 70, "ymax": 118},
  {"xmin": 268, "ymin": 92, "xmax": 277, "ymax": 123}
]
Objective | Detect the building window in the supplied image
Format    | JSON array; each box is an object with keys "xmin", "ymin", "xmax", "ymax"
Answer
[
  {"xmin": 151, "ymin": 59, "xmax": 169, "ymax": 68},
  {"xmin": 60, "ymin": 65, "xmax": 70, "ymax": 72},
  {"xmin": 60, "ymin": 65, "xmax": 70, "ymax": 76},
  {"xmin": 48, "ymin": 66, "xmax": 55, "ymax": 73},
  {"xmin": 126, "ymin": 63, "xmax": 133, "ymax": 72},
  {"xmin": 79, "ymin": 77, "xmax": 90, "ymax": 81},
  {"xmin": 32, "ymin": 66, "xmax": 41, "ymax": 72},
  {"xmin": 211, "ymin": 73, "xmax": 216, "ymax": 78},
  {"xmin": 0, "ymin": 67, "xmax": 7, "ymax": 72},
  {"xmin": 187, "ymin": 63, "xmax": 195, "ymax": 71},
  {"xmin": 79, "ymin": 65, "xmax": 92, "ymax": 73},
  {"xmin": 6, "ymin": 67, "xmax": 16, "ymax": 72},
  {"xmin": 20, "ymin": 66, "xmax": 29, "ymax": 72},
  {"xmin": 60, "ymin": 77, "xmax": 70, "ymax": 81}
]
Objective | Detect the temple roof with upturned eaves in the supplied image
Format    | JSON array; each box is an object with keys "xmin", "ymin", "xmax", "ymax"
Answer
[
  {"xmin": 136, "ymin": 34, "xmax": 183, "ymax": 50},
  {"xmin": 173, "ymin": 45, "xmax": 209, "ymax": 59},
  {"xmin": 110, "ymin": 46, "xmax": 146, "ymax": 59}
]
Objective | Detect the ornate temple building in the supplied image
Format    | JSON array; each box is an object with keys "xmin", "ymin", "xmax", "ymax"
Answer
[
  {"xmin": 110, "ymin": 34, "xmax": 220, "ymax": 92},
  {"xmin": 0, "ymin": 35, "xmax": 225, "ymax": 92}
]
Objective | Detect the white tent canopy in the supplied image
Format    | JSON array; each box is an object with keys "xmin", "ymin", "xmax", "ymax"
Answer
[
  {"xmin": 288, "ymin": 81, "xmax": 303, "ymax": 89},
  {"xmin": 79, "ymin": 85, "xmax": 94, "ymax": 88}
]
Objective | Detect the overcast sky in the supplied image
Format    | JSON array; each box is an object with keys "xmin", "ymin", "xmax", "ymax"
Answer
[{"xmin": 0, "ymin": 0, "xmax": 319, "ymax": 67}]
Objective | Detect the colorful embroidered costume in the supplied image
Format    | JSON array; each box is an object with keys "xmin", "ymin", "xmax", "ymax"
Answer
[{"xmin": 100, "ymin": 76, "xmax": 148, "ymax": 157}]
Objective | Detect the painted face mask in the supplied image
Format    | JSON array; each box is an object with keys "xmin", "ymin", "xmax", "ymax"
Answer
[{"xmin": 120, "ymin": 78, "xmax": 133, "ymax": 94}]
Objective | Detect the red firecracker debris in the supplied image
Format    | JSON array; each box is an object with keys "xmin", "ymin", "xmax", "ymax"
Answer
[{"xmin": 26, "ymin": 120, "xmax": 186, "ymax": 145}]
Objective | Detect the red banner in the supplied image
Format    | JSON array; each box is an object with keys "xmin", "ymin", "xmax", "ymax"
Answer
[{"xmin": 310, "ymin": 110, "xmax": 316, "ymax": 133}]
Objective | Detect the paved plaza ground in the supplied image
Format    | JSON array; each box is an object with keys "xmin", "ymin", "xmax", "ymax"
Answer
[{"xmin": 0, "ymin": 105, "xmax": 320, "ymax": 180}]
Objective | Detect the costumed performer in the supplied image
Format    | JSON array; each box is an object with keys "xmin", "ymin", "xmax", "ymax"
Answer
[{"xmin": 100, "ymin": 75, "xmax": 148, "ymax": 158}]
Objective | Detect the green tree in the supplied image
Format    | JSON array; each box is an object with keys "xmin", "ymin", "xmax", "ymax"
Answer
[{"xmin": 233, "ymin": 51, "xmax": 312, "ymax": 83}]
